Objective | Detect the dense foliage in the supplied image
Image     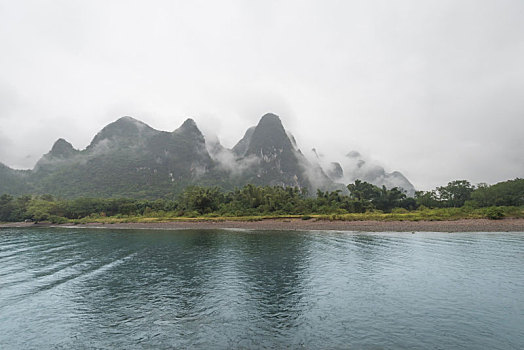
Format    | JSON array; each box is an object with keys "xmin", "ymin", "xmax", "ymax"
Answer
[
  {"xmin": 0, "ymin": 178, "xmax": 522, "ymax": 223},
  {"xmin": 469, "ymin": 179, "xmax": 524, "ymax": 207},
  {"xmin": 415, "ymin": 178, "xmax": 524, "ymax": 208}
]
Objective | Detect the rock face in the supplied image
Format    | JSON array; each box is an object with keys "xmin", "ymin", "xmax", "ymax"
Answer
[
  {"xmin": 0, "ymin": 113, "xmax": 415, "ymax": 198},
  {"xmin": 326, "ymin": 162, "xmax": 344, "ymax": 180},
  {"xmin": 232, "ymin": 127, "xmax": 255, "ymax": 156},
  {"xmin": 232, "ymin": 113, "xmax": 318, "ymax": 188},
  {"xmin": 244, "ymin": 114, "xmax": 294, "ymax": 157}
]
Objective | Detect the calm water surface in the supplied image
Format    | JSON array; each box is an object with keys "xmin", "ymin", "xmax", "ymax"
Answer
[{"xmin": 0, "ymin": 228, "xmax": 523, "ymax": 349}]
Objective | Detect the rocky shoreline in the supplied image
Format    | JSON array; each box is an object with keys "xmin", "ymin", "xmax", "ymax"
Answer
[{"xmin": 2, "ymin": 218, "xmax": 524, "ymax": 232}]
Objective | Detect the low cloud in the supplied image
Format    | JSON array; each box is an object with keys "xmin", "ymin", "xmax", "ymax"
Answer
[
  {"xmin": 205, "ymin": 134, "xmax": 261, "ymax": 177},
  {"xmin": 304, "ymin": 148, "xmax": 415, "ymax": 195}
]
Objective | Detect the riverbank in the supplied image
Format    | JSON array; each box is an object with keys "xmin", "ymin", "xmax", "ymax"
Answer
[{"xmin": 2, "ymin": 218, "xmax": 524, "ymax": 232}]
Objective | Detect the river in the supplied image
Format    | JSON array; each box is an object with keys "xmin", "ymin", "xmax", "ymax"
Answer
[{"xmin": 0, "ymin": 228, "xmax": 523, "ymax": 349}]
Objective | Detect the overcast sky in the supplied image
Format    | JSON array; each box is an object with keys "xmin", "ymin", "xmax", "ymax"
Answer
[{"xmin": 0, "ymin": 0, "xmax": 523, "ymax": 190}]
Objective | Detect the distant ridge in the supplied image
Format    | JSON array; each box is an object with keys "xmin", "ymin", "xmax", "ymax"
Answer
[
  {"xmin": 0, "ymin": 162, "xmax": 32, "ymax": 195},
  {"xmin": 0, "ymin": 113, "xmax": 415, "ymax": 198}
]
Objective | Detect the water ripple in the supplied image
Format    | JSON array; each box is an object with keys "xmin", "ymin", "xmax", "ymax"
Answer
[{"xmin": 0, "ymin": 229, "xmax": 523, "ymax": 349}]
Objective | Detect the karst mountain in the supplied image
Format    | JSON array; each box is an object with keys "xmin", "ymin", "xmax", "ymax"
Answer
[{"xmin": 0, "ymin": 113, "xmax": 415, "ymax": 198}]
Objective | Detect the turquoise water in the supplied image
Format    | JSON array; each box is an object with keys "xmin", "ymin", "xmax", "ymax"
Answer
[{"xmin": 0, "ymin": 228, "xmax": 523, "ymax": 349}]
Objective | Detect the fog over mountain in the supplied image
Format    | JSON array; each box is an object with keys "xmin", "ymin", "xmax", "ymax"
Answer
[
  {"xmin": 0, "ymin": 113, "xmax": 415, "ymax": 198},
  {"xmin": 1, "ymin": 1, "xmax": 523, "ymax": 190}
]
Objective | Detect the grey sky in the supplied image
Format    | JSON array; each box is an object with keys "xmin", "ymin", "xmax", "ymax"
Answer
[{"xmin": 0, "ymin": 0, "xmax": 523, "ymax": 190}]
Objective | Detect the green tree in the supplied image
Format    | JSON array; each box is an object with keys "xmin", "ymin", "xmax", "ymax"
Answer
[
  {"xmin": 415, "ymin": 190, "xmax": 441, "ymax": 208},
  {"xmin": 437, "ymin": 180, "xmax": 474, "ymax": 207},
  {"xmin": 26, "ymin": 198, "xmax": 59, "ymax": 222},
  {"xmin": 372, "ymin": 186, "xmax": 407, "ymax": 212},
  {"xmin": 0, "ymin": 194, "xmax": 15, "ymax": 221},
  {"xmin": 347, "ymin": 180, "xmax": 380, "ymax": 201},
  {"xmin": 178, "ymin": 186, "xmax": 223, "ymax": 214},
  {"xmin": 470, "ymin": 178, "xmax": 524, "ymax": 207}
]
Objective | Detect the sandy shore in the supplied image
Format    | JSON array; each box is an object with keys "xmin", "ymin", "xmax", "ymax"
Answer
[{"xmin": 2, "ymin": 218, "xmax": 524, "ymax": 232}]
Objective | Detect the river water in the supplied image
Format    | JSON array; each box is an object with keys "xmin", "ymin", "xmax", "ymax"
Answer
[{"xmin": 0, "ymin": 228, "xmax": 523, "ymax": 349}]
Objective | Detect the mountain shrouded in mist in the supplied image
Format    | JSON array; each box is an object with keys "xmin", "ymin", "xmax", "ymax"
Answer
[
  {"xmin": 229, "ymin": 113, "xmax": 332, "ymax": 189},
  {"xmin": 0, "ymin": 113, "xmax": 415, "ymax": 198},
  {"xmin": 0, "ymin": 163, "xmax": 32, "ymax": 196}
]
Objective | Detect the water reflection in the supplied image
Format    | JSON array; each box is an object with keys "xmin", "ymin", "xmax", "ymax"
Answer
[
  {"xmin": 234, "ymin": 232, "xmax": 311, "ymax": 331},
  {"xmin": 66, "ymin": 231, "xmax": 230, "ymax": 347},
  {"xmin": 0, "ymin": 229, "xmax": 523, "ymax": 349}
]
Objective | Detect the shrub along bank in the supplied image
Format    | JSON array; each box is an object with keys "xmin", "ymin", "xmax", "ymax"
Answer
[{"xmin": 0, "ymin": 178, "xmax": 522, "ymax": 223}]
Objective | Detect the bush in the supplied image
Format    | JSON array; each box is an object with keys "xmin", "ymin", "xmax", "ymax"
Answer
[
  {"xmin": 391, "ymin": 208, "xmax": 409, "ymax": 214},
  {"xmin": 185, "ymin": 211, "xmax": 200, "ymax": 218},
  {"xmin": 49, "ymin": 215, "xmax": 68, "ymax": 224},
  {"xmin": 485, "ymin": 207, "xmax": 504, "ymax": 220}
]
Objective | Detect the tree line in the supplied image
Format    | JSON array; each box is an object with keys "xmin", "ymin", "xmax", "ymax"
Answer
[{"xmin": 0, "ymin": 178, "xmax": 522, "ymax": 223}]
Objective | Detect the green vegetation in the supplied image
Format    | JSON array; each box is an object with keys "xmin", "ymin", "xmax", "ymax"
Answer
[
  {"xmin": 0, "ymin": 114, "xmax": 414, "ymax": 198},
  {"xmin": 0, "ymin": 163, "xmax": 33, "ymax": 196},
  {"xmin": 1, "ymin": 178, "xmax": 522, "ymax": 224}
]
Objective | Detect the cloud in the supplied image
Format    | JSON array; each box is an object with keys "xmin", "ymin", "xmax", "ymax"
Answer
[
  {"xmin": 205, "ymin": 134, "xmax": 261, "ymax": 176},
  {"xmin": 303, "ymin": 147, "xmax": 415, "ymax": 194},
  {"xmin": 0, "ymin": 131, "xmax": 12, "ymax": 164},
  {"xmin": 0, "ymin": 0, "xmax": 523, "ymax": 188}
]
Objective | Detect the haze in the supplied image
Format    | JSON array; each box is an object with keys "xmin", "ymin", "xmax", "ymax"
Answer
[{"xmin": 1, "ymin": 0, "xmax": 523, "ymax": 190}]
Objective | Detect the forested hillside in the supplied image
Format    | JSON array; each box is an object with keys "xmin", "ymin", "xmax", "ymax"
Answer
[{"xmin": 0, "ymin": 114, "xmax": 415, "ymax": 198}]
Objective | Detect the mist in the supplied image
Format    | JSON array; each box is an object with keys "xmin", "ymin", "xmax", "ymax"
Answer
[{"xmin": 1, "ymin": 0, "xmax": 523, "ymax": 190}]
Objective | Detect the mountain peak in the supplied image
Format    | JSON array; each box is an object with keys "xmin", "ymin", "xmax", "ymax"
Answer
[
  {"xmin": 88, "ymin": 116, "xmax": 157, "ymax": 149},
  {"xmin": 33, "ymin": 138, "xmax": 77, "ymax": 172},
  {"xmin": 49, "ymin": 138, "xmax": 76, "ymax": 158},
  {"xmin": 174, "ymin": 118, "xmax": 204, "ymax": 140},
  {"xmin": 246, "ymin": 113, "xmax": 293, "ymax": 156},
  {"xmin": 178, "ymin": 118, "xmax": 198, "ymax": 131},
  {"xmin": 116, "ymin": 115, "xmax": 139, "ymax": 123},
  {"xmin": 258, "ymin": 113, "xmax": 283, "ymax": 127},
  {"xmin": 109, "ymin": 116, "xmax": 154, "ymax": 129}
]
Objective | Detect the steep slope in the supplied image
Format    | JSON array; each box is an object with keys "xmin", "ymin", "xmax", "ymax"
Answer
[
  {"xmin": 232, "ymin": 113, "xmax": 333, "ymax": 190},
  {"xmin": 325, "ymin": 162, "xmax": 344, "ymax": 180},
  {"xmin": 232, "ymin": 126, "xmax": 255, "ymax": 156},
  {"xmin": 1, "ymin": 113, "xmax": 416, "ymax": 198},
  {"xmin": 381, "ymin": 171, "xmax": 415, "ymax": 196},
  {"xmin": 0, "ymin": 163, "xmax": 32, "ymax": 195},
  {"xmin": 145, "ymin": 118, "xmax": 214, "ymax": 181},
  {"xmin": 31, "ymin": 117, "xmax": 217, "ymax": 198},
  {"xmin": 34, "ymin": 138, "xmax": 79, "ymax": 172}
]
